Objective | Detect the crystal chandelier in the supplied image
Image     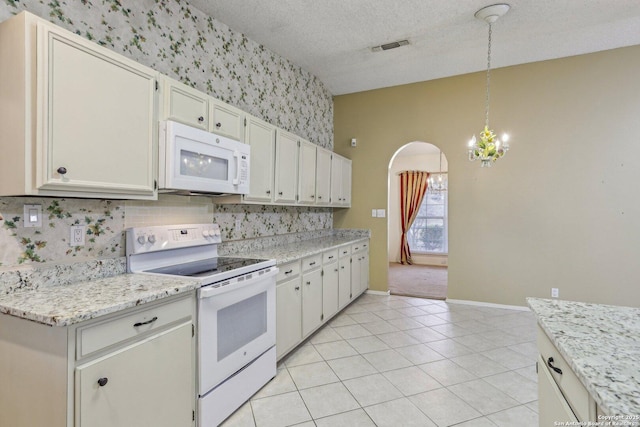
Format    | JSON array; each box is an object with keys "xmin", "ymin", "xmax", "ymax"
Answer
[
  {"xmin": 428, "ymin": 150, "xmax": 447, "ymax": 193},
  {"xmin": 467, "ymin": 3, "xmax": 511, "ymax": 167}
]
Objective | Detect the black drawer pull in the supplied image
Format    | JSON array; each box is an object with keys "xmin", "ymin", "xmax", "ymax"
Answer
[
  {"xmin": 328, "ymin": 256, "xmax": 334, "ymax": 259},
  {"xmin": 134, "ymin": 316, "xmax": 158, "ymax": 327},
  {"xmin": 97, "ymin": 377, "xmax": 108, "ymax": 387},
  {"xmin": 294, "ymin": 286, "xmax": 300, "ymax": 291},
  {"xmin": 547, "ymin": 357, "xmax": 563, "ymax": 375},
  {"xmin": 284, "ymin": 269, "xmax": 293, "ymax": 275},
  {"xmin": 309, "ymin": 261, "xmax": 316, "ymax": 266}
]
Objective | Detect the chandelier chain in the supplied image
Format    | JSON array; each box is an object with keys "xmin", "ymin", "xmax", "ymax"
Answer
[{"xmin": 485, "ymin": 23, "xmax": 492, "ymax": 129}]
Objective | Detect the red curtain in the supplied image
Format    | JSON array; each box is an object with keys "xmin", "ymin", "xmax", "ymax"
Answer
[{"xmin": 399, "ymin": 171, "xmax": 429, "ymax": 264}]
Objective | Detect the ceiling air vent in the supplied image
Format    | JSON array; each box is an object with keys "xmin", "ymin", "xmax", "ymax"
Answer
[{"xmin": 371, "ymin": 39, "xmax": 409, "ymax": 52}]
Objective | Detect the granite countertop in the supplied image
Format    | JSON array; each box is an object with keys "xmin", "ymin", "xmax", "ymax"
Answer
[
  {"xmin": 0, "ymin": 274, "xmax": 198, "ymax": 327},
  {"xmin": 527, "ymin": 297, "xmax": 640, "ymax": 418},
  {"xmin": 238, "ymin": 235, "xmax": 368, "ymax": 264},
  {"xmin": 0, "ymin": 234, "xmax": 369, "ymax": 327}
]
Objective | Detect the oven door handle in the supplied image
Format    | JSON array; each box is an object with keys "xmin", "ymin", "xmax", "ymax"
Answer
[{"xmin": 199, "ymin": 267, "xmax": 279, "ymax": 299}]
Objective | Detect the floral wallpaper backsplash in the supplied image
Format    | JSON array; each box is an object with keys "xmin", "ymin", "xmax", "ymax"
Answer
[
  {"xmin": 0, "ymin": 1, "xmax": 336, "ymax": 269},
  {"xmin": 0, "ymin": 196, "xmax": 332, "ymax": 268}
]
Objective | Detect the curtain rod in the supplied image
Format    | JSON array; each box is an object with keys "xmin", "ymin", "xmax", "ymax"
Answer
[{"xmin": 396, "ymin": 171, "xmax": 448, "ymax": 175}]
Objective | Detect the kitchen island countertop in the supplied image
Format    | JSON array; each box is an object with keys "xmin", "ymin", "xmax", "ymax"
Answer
[{"xmin": 527, "ymin": 297, "xmax": 640, "ymax": 418}]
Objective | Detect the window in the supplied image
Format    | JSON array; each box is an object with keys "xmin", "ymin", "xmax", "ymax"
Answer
[{"xmin": 407, "ymin": 190, "xmax": 448, "ymax": 254}]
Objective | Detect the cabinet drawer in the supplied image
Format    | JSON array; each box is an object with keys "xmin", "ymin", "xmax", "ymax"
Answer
[
  {"xmin": 351, "ymin": 242, "xmax": 366, "ymax": 253},
  {"xmin": 76, "ymin": 296, "xmax": 193, "ymax": 359},
  {"xmin": 338, "ymin": 245, "xmax": 351, "ymax": 257},
  {"xmin": 323, "ymin": 249, "xmax": 339, "ymax": 264},
  {"xmin": 277, "ymin": 261, "xmax": 301, "ymax": 282},
  {"xmin": 537, "ymin": 325, "xmax": 592, "ymax": 421},
  {"xmin": 302, "ymin": 254, "xmax": 322, "ymax": 272}
]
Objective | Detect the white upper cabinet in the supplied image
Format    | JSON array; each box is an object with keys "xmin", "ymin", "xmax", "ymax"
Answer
[
  {"xmin": 274, "ymin": 130, "xmax": 299, "ymax": 204},
  {"xmin": 315, "ymin": 147, "xmax": 332, "ymax": 205},
  {"xmin": 244, "ymin": 115, "xmax": 276, "ymax": 202},
  {"xmin": 210, "ymin": 100, "xmax": 245, "ymax": 142},
  {"xmin": 160, "ymin": 76, "xmax": 245, "ymax": 141},
  {"xmin": 297, "ymin": 139, "xmax": 317, "ymax": 204},
  {"xmin": 0, "ymin": 12, "xmax": 158, "ymax": 199},
  {"xmin": 161, "ymin": 78, "xmax": 209, "ymax": 130},
  {"xmin": 330, "ymin": 153, "xmax": 352, "ymax": 207}
]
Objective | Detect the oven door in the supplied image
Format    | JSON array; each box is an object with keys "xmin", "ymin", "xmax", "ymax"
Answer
[
  {"xmin": 159, "ymin": 120, "xmax": 250, "ymax": 194},
  {"xmin": 197, "ymin": 268, "xmax": 277, "ymax": 395}
]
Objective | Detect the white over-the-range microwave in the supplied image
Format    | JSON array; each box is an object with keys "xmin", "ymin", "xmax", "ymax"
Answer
[{"xmin": 158, "ymin": 120, "xmax": 250, "ymax": 195}]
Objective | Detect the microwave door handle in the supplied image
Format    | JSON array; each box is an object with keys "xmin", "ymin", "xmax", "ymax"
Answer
[{"xmin": 233, "ymin": 150, "xmax": 240, "ymax": 185}]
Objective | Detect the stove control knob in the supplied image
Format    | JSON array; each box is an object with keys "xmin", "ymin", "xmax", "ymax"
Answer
[
  {"xmin": 137, "ymin": 235, "xmax": 146, "ymax": 245},
  {"xmin": 202, "ymin": 229, "xmax": 210, "ymax": 238},
  {"xmin": 147, "ymin": 235, "xmax": 156, "ymax": 244}
]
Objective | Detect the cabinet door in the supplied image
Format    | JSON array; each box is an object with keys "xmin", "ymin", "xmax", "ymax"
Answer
[
  {"xmin": 302, "ymin": 269, "xmax": 323, "ymax": 337},
  {"xmin": 37, "ymin": 22, "xmax": 156, "ymax": 197},
  {"xmin": 322, "ymin": 261, "xmax": 339, "ymax": 321},
  {"xmin": 161, "ymin": 77, "xmax": 209, "ymax": 129},
  {"xmin": 315, "ymin": 147, "xmax": 331, "ymax": 205},
  {"xmin": 538, "ymin": 355, "xmax": 579, "ymax": 424},
  {"xmin": 359, "ymin": 252, "xmax": 369, "ymax": 294},
  {"xmin": 351, "ymin": 254, "xmax": 361, "ymax": 300},
  {"xmin": 338, "ymin": 256, "xmax": 352, "ymax": 309},
  {"xmin": 297, "ymin": 140, "xmax": 317, "ymax": 204},
  {"xmin": 276, "ymin": 277, "xmax": 302, "ymax": 359},
  {"xmin": 244, "ymin": 116, "xmax": 276, "ymax": 202},
  {"xmin": 210, "ymin": 99, "xmax": 244, "ymax": 141},
  {"xmin": 330, "ymin": 154, "xmax": 342, "ymax": 205},
  {"xmin": 341, "ymin": 157, "xmax": 352, "ymax": 207},
  {"xmin": 76, "ymin": 322, "xmax": 194, "ymax": 427},
  {"xmin": 274, "ymin": 130, "xmax": 298, "ymax": 204}
]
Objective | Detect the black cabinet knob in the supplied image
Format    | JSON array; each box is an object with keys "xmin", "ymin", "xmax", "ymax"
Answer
[
  {"xmin": 198, "ymin": 116, "xmax": 204, "ymax": 122},
  {"xmin": 97, "ymin": 377, "xmax": 108, "ymax": 387},
  {"xmin": 57, "ymin": 167, "xmax": 67, "ymax": 175},
  {"xmin": 215, "ymin": 122, "xmax": 222, "ymax": 128}
]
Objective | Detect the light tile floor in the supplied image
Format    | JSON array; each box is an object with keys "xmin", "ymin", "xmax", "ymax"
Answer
[{"xmin": 221, "ymin": 294, "xmax": 538, "ymax": 427}]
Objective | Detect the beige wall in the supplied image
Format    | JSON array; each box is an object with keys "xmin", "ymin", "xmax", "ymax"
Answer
[
  {"xmin": 388, "ymin": 147, "xmax": 448, "ymax": 266},
  {"xmin": 334, "ymin": 45, "xmax": 640, "ymax": 307}
]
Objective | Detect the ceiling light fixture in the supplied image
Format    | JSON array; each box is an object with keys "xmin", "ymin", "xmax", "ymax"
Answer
[
  {"xmin": 428, "ymin": 150, "xmax": 447, "ymax": 193},
  {"xmin": 467, "ymin": 3, "xmax": 511, "ymax": 167}
]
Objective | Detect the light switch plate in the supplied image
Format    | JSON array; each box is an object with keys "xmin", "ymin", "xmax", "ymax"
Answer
[
  {"xmin": 371, "ymin": 209, "xmax": 377, "ymax": 217},
  {"xmin": 376, "ymin": 209, "xmax": 386, "ymax": 218},
  {"xmin": 23, "ymin": 204, "xmax": 42, "ymax": 228}
]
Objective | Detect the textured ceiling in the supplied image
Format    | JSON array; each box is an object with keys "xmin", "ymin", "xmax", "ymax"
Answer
[{"xmin": 188, "ymin": 1, "xmax": 640, "ymax": 95}]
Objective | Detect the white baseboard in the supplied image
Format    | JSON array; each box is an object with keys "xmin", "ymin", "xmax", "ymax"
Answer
[
  {"xmin": 446, "ymin": 298, "xmax": 530, "ymax": 312},
  {"xmin": 365, "ymin": 289, "xmax": 391, "ymax": 296}
]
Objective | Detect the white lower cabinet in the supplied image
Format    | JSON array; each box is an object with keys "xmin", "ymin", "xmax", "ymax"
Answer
[
  {"xmin": 276, "ymin": 261, "xmax": 302, "ymax": 360},
  {"xmin": 537, "ymin": 325, "xmax": 597, "ymax": 424},
  {"xmin": 276, "ymin": 240, "xmax": 369, "ymax": 361},
  {"xmin": 338, "ymin": 246, "xmax": 352, "ymax": 309},
  {"xmin": 302, "ymin": 268, "xmax": 323, "ymax": 337},
  {"xmin": 0, "ymin": 294, "xmax": 196, "ymax": 427},
  {"xmin": 76, "ymin": 322, "xmax": 193, "ymax": 427},
  {"xmin": 322, "ymin": 250, "xmax": 340, "ymax": 321}
]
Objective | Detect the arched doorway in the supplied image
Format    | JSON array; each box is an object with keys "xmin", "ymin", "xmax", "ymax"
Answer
[{"xmin": 387, "ymin": 142, "xmax": 448, "ymax": 299}]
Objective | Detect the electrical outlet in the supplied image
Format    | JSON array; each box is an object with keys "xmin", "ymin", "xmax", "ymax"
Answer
[
  {"xmin": 235, "ymin": 218, "xmax": 242, "ymax": 230},
  {"xmin": 70, "ymin": 225, "xmax": 86, "ymax": 247},
  {"xmin": 551, "ymin": 288, "xmax": 559, "ymax": 298}
]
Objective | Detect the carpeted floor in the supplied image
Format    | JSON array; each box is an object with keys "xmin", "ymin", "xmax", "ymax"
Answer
[{"xmin": 388, "ymin": 262, "xmax": 448, "ymax": 300}]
